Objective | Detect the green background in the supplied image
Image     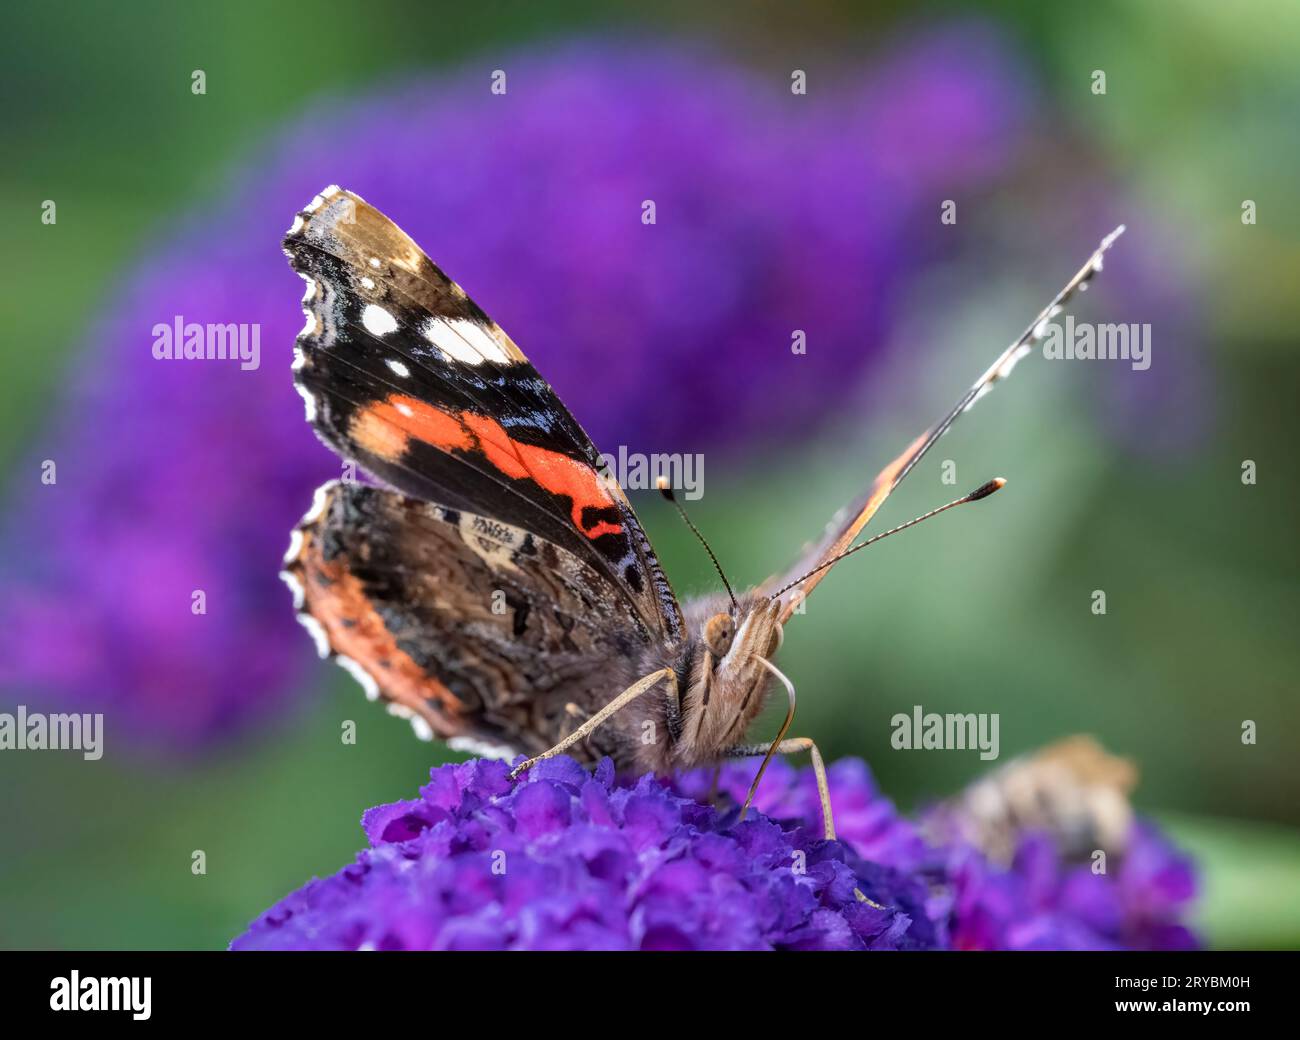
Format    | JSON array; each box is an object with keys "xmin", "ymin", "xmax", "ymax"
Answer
[{"xmin": 1, "ymin": 0, "xmax": 1297, "ymax": 949}]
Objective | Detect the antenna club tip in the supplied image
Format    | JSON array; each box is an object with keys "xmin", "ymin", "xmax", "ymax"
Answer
[
  {"xmin": 968, "ymin": 477, "xmax": 1006, "ymax": 502},
  {"xmin": 656, "ymin": 474, "xmax": 676, "ymax": 500}
]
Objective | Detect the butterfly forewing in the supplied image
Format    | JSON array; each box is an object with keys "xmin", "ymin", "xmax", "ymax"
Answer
[
  {"xmin": 770, "ymin": 227, "xmax": 1126, "ymax": 622},
  {"xmin": 285, "ymin": 186, "xmax": 683, "ymax": 644}
]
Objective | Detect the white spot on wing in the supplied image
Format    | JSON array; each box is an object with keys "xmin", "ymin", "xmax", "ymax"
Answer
[
  {"xmin": 410, "ymin": 716, "xmax": 434, "ymax": 742},
  {"xmin": 302, "ymin": 481, "xmax": 335, "ymax": 524},
  {"xmin": 448, "ymin": 735, "xmax": 517, "ymax": 761},
  {"xmin": 387, "ymin": 703, "xmax": 437, "ymax": 742},
  {"xmin": 361, "ymin": 304, "xmax": 398, "ymax": 337},
  {"xmin": 386, "ymin": 359, "xmax": 411, "ymax": 378},
  {"xmin": 460, "ymin": 321, "xmax": 511, "ymax": 363},
  {"xmin": 295, "ymin": 612, "xmax": 331, "ymax": 659},
  {"xmin": 336, "ymin": 655, "xmax": 380, "ymax": 701},
  {"xmin": 995, "ymin": 344, "xmax": 1031, "ymax": 381},
  {"xmin": 1095, "ymin": 225, "xmax": 1126, "ymax": 266},
  {"xmin": 295, "ymin": 382, "xmax": 317, "ymax": 422},
  {"xmin": 421, "ymin": 317, "xmax": 511, "ymax": 365},
  {"xmin": 279, "ymin": 568, "xmax": 305, "ymax": 609},
  {"xmin": 282, "ymin": 529, "xmax": 305, "ymax": 567},
  {"xmin": 306, "ymin": 185, "xmax": 342, "ymax": 213},
  {"xmin": 297, "ymin": 277, "xmax": 321, "ymax": 338}
]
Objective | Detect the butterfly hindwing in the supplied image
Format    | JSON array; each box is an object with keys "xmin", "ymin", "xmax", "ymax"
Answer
[
  {"xmin": 282, "ymin": 480, "xmax": 652, "ymax": 757},
  {"xmin": 284, "ymin": 186, "xmax": 683, "ymax": 644}
]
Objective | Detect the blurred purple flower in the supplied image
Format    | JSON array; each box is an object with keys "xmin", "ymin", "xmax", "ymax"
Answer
[
  {"xmin": 0, "ymin": 33, "xmax": 1030, "ymax": 748},
  {"xmin": 937, "ymin": 824, "xmax": 1197, "ymax": 951},
  {"xmin": 231, "ymin": 756, "xmax": 937, "ymax": 951},
  {"xmin": 232, "ymin": 754, "xmax": 1196, "ymax": 951}
]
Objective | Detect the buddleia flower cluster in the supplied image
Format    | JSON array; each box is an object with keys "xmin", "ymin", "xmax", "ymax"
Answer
[{"xmin": 233, "ymin": 740, "xmax": 1196, "ymax": 951}]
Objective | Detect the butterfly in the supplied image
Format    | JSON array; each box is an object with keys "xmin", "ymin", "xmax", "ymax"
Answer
[{"xmin": 281, "ymin": 185, "xmax": 1124, "ymax": 842}]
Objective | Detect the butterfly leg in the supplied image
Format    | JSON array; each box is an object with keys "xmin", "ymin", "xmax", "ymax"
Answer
[
  {"xmin": 562, "ymin": 702, "xmax": 595, "ymax": 756},
  {"xmin": 722, "ymin": 736, "xmax": 883, "ymax": 908},
  {"xmin": 509, "ymin": 667, "xmax": 677, "ymax": 780},
  {"xmin": 704, "ymin": 764, "xmax": 723, "ymax": 808},
  {"xmin": 723, "ymin": 737, "xmax": 835, "ymax": 837}
]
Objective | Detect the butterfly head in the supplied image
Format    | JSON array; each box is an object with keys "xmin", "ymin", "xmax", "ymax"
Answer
[
  {"xmin": 676, "ymin": 594, "xmax": 784, "ymax": 759},
  {"xmin": 700, "ymin": 596, "xmax": 783, "ymax": 665}
]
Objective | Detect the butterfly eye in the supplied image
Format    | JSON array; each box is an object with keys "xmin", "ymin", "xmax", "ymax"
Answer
[{"xmin": 704, "ymin": 613, "xmax": 736, "ymax": 658}]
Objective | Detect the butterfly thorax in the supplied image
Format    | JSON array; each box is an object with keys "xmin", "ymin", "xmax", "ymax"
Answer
[{"xmin": 623, "ymin": 592, "xmax": 782, "ymax": 775}]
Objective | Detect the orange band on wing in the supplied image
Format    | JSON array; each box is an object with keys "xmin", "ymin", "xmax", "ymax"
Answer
[
  {"xmin": 292, "ymin": 529, "xmax": 464, "ymax": 734},
  {"xmin": 834, "ymin": 431, "xmax": 928, "ymax": 552},
  {"xmin": 351, "ymin": 396, "xmax": 472, "ymax": 459},
  {"xmin": 349, "ymin": 395, "xmax": 624, "ymax": 541},
  {"xmin": 460, "ymin": 413, "xmax": 624, "ymax": 539},
  {"xmin": 776, "ymin": 431, "xmax": 928, "ymax": 623}
]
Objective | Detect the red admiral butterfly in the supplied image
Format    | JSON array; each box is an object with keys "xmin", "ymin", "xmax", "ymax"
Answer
[{"xmin": 281, "ymin": 185, "xmax": 1123, "ymax": 842}]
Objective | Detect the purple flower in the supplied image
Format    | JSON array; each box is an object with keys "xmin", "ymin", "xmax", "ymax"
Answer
[
  {"xmin": 0, "ymin": 32, "xmax": 1030, "ymax": 749},
  {"xmin": 231, "ymin": 756, "xmax": 936, "ymax": 951},
  {"xmin": 671, "ymin": 755, "xmax": 932, "ymax": 873},
  {"xmin": 232, "ymin": 753, "xmax": 1196, "ymax": 951}
]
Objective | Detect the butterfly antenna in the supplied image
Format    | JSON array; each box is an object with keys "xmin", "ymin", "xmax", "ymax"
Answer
[
  {"xmin": 772, "ymin": 478, "xmax": 1006, "ymax": 600},
  {"xmin": 658, "ymin": 475, "xmax": 738, "ymax": 611}
]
